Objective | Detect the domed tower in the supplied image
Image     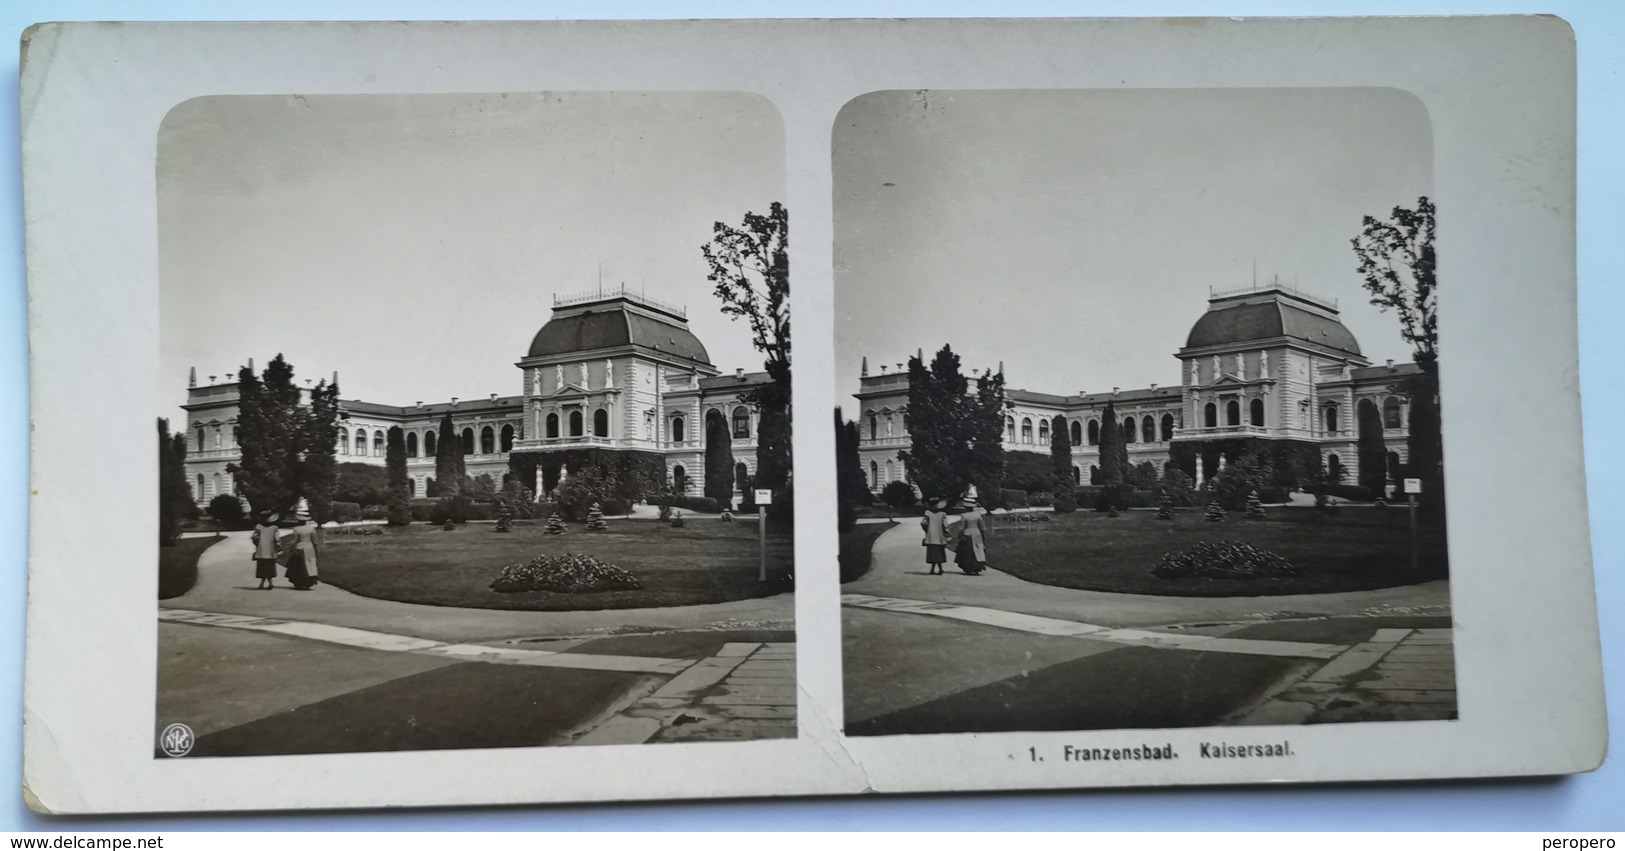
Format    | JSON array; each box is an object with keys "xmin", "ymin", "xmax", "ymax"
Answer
[
  {"xmin": 514, "ymin": 286, "xmax": 716, "ymax": 463},
  {"xmin": 1175, "ymin": 282, "xmax": 1368, "ymax": 480}
]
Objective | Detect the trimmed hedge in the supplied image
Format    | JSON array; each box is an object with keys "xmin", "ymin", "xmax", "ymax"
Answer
[
  {"xmin": 331, "ymin": 501, "xmax": 361, "ymax": 523},
  {"xmin": 1001, "ymin": 489, "xmax": 1029, "ymax": 509},
  {"xmin": 1304, "ymin": 483, "xmax": 1377, "ymax": 502},
  {"xmin": 655, "ymin": 495, "xmax": 722, "ymax": 514}
]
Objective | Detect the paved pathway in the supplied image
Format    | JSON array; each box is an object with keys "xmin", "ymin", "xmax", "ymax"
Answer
[
  {"xmin": 842, "ymin": 521, "xmax": 1455, "ymax": 729},
  {"xmin": 165, "ymin": 531, "xmax": 794, "ymax": 643},
  {"xmin": 160, "ymin": 533, "xmax": 797, "ymax": 748}
]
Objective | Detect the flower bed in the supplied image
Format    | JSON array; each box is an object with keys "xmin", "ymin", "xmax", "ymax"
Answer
[
  {"xmin": 1154, "ymin": 541, "xmax": 1297, "ymax": 580},
  {"xmin": 490, "ymin": 554, "xmax": 643, "ymax": 594}
]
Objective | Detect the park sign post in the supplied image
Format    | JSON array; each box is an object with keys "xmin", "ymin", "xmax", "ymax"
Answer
[
  {"xmin": 1404, "ymin": 477, "xmax": 1422, "ymax": 571},
  {"xmin": 754, "ymin": 488, "xmax": 773, "ymax": 582}
]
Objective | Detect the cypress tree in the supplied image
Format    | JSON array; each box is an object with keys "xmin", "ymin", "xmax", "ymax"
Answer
[
  {"xmin": 835, "ymin": 408, "xmax": 864, "ymax": 531},
  {"xmin": 301, "ymin": 377, "xmax": 341, "ymax": 524},
  {"xmin": 228, "ymin": 355, "xmax": 306, "ymax": 513},
  {"xmin": 434, "ymin": 411, "xmax": 462, "ymax": 498},
  {"xmin": 157, "ymin": 418, "xmax": 189, "ymax": 547},
  {"xmin": 1050, "ymin": 414, "xmax": 1077, "ymax": 513},
  {"xmin": 385, "ymin": 426, "xmax": 411, "ymax": 526},
  {"xmin": 1356, "ymin": 400, "xmax": 1388, "ymax": 495},
  {"xmin": 704, "ymin": 410, "xmax": 735, "ymax": 505},
  {"xmin": 1097, "ymin": 400, "xmax": 1124, "ymax": 511}
]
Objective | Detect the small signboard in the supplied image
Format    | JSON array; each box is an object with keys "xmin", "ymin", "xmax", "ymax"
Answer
[
  {"xmin": 1403, "ymin": 477, "xmax": 1422, "ymax": 494},
  {"xmin": 754, "ymin": 489, "xmax": 774, "ymax": 505}
]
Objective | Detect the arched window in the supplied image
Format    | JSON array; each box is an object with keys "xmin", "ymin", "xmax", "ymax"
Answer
[
  {"xmin": 1006, "ymin": 417, "xmax": 1016, "ymax": 443},
  {"xmin": 593, "ymin": 409, "xmax": 609, "ymax": 438},
  {"xmin": 1226, "ymin": 401, "xmax": 1241, "ymax": 426},
  {"xmin": 546, "ymin": 413, "xmax": 559, "ymax": 439},
  {"xmin": 196, "ymin": 474, "xmax": 205, "ymax": 500},
  {"xmin": 425, "ymin": 431, "xmax": 438, "ymax": 456},
  {"xmin": 1038, "ymin": 419, "xmax": 1050, "ymax": 444},
  {"xmin": 212, "ymin": 473, "xmax": 222, "ymax": 498},
  {"xmin": 374, "ymin": 433, "xmax": 384, "ymax": 456},
  {"xmin": 501, "ymin": 424, "xmax": 515, "ymax": 451},
  {"xmin": 569, "ymin": 411, "xmax": 583, "ymax": 437},
  {"xmin": 1072, "ymin": 466, "xmax": 1081, "ymax": 484},
  {"xmin": 1089, "ymin": 465, "xmax": 1101, "ymax": 485},
  {"xmin": 461, "ymin": 427, "xmax": 474, "ymax": 455},
  {"xmin": 671, "ymin": 415, "xmax": 685, "ymax": 443},
  {"xmin": 406, "ymin": 432, "xmax": 418, "ymax": 457},
  {"xmin": 1142, "ymin": 416, "xmax": 1155, "ymax": 443},
  {"xmin": 1324, "ymin": 405, "xmax": 1339, "ymax": 434},
  {"xmin": 885, "ymin": 460, "xmax": 895, "ymax": 482},
  {"xmin": 1327, "ymin": 453, "xmax": 1344, "ymax": 482},
  {"xmin": 230, "ymin": 427, "xmax": 237, "ymax": 447},
  {"xmin": 340, "ymin": 427, "xmax": 350, "ymax": 455},
  {"xmin": 407, "ymin": 479, "xmax": 416, "ymax": 498},
  {"xmin": 1387, "ymin": 450, "xmax": 1402, "ymax": 484},
  {"xmin": 869, "ymin": 460, "xmax": 878, "ymax": 487},
  {"xmin": 1070, "ymin": 420, "xmax": 1082, "ymax": 445},
  {"xmin": 196, "ymin": 428, "xmax": 205, "ymax": 452},
  {"xmin": 1161, "ymin": 414, "xmax": 1175, "ymax": 441},
  {"xmin": 1020, "ymin": 417, "xmax": 1033, "ymax": 443},
  {"xmin": 868, "ymin": 414, "xmax": 878, "ymax": 440},
  {"xmin": 672, "ymin": 464, "xmax": 687, "ymax": 494},
  {"xmin": 1123, "ymin": 417, "xmax": 1136, "ymax": 444},
  {"xmin": 733, "ymin": 406, "xmax": 751, "ymax": 439},
  {"xmin": 1383, "ymin": 397, "xmax": 1403, "ymax": 429},
  {"xmin": 903, "ymin": 412, "xmax": 910, "ymax": 431},
  {"xmin": 735, "ymin": 462, "xmax": 749, "ymax": 493},
  {"xmin": 644, "ymin": 410, "xmax": 655, "ymax": 439},
  {"xmin": 1087, "ymin": 420, "xmax": 1100, "ymax": 445},
  {"xmin": 354, "ymin": 428, "xmax": 367, "ymax": 456},
  {"xmin": 1204, "ymin": 403, "xmax": 1217, "ymax": 428},
  {"xmin": 481, "ymin": 426, "xmax": 495, "ymax": 454},
  {"xmin": 1250, "ymin": 398, "xmax": 1265, "ymax": 427}
]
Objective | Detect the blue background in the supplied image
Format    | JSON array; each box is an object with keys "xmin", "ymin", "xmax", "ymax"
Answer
[{"xmin": 1, "ymin": 0, "xmax": 1618, "ymax": 832}]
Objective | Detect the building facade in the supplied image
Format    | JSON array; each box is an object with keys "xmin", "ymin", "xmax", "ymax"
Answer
[
  {"xmin": 181, "ymin": 288, "xmax": 771, "ymax": 506},
  {"xmin": 854, "ymin": 284, "xmax": 1420, "ymax": 496}
]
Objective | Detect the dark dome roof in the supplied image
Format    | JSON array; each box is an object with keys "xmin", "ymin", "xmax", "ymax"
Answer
[
  {"xmin": 527, "ymin": 302, "xmax": 711, "ymax": 364},
  {"xmin": 1185, "ymin": 300, "xmax": 1362, "ymax": 356}
]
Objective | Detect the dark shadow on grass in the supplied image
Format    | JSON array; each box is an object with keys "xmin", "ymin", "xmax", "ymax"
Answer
[{"xmin": 158, "ymin": 534, "xmax": 223, "ymax": 599}]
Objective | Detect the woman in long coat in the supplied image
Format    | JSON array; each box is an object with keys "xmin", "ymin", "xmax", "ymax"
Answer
[
  {"xmin": 920, "ymin": 499, "xmax": 950, "ymax": 575},
  {"xmin": 953, "ymin": 501, "xmax": 988, "ymax": 575},
  {"xmin": 250, "ymin": 511, "xmax": 281, "ymax": 590},
  {"xmin": 282, "ymin": 513, "xmax": 322, "ymax": 590}
]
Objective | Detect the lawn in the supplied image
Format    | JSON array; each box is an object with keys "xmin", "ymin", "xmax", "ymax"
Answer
[
  {"xmin": 840, "ymin": 522, "xmax": 896, "ymax": 583},
  {"xmin": 158, "ymin": 535, "xmax": 222, "ymax": 599},
  {"xmin": 320, "ymin": 518, "xmax": 793, "ymax": 611},
  {"xmin": 991, "ymin": 507, "xmax": 1448, "ymax": 597}
]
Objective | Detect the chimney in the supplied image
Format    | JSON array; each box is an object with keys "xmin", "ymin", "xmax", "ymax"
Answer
[
  {"xmin": 490, "ymin": 393, "xmax": 498, "ymax": 402},
  {"xmin": 188, "ymin": 367, "xmax": 197, "ymax": 388},
  {"xmin": 998, "ymin": 361, "xmax": 1005, "ymax": 375},
  {"xmin": 1112, "ymin": 387, "xmax": 1120, "ymax": 395},
  {"xmin": 861, "ymin": 356, "xmax": 869, "ymax": 377},
  {"xmin": 450, "ymin": 397, "xmax": 459, "ymax": 406},
  {"xmin": 916, "ymin": 348, "xmax": 923, "ymax": 363},
  {"xmin": 247, "ymin": 358, "xmax": 254, "ymax": 373},
  {"xmin": 1386, "ymin": 359, "xmax": 1395, "ymax": 371},
  {"xmin": 1150, "ymin": 383, "xmax": 1158, "ymax": 392},
  {"xmin": 332, "ymin": 371, "xmax": 339, "ymax": 388},
  {"xmin": 415, "ymin": 401, "xmax": 423, "ymax": 409},
  {"xmin": 736, "ymin": 368, "xmax": 744, "ymax": 380}
]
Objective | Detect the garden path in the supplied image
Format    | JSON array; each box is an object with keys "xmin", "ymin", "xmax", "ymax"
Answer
[
  {"xmin": 843, "ymin": 520, "xmax": 1451, "ymax": 630},
  {"xmin": 163, "ymin": 531, "xmax": 795, "ymax": 644}
]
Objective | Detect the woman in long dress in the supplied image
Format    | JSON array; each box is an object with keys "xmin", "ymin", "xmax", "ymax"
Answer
[
  {"xmin": 953, "ymin": 501, "xmax": 988, "ymax": 575},
  {"xmin": 250, "ymin": 511, "xmax": 281, "ymax": 590},
  {"xmin": 282, "ymin": 513, "xmax": 322, "ymax": 590},
  {"xmin": 920, "ymin": 499, "xmax": 949, "ymax": 575}
]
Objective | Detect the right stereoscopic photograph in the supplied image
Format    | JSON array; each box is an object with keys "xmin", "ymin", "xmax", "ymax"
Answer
[{"xmin": 833, "ymin": 88, "xmax": 1455, "ymax": 737}]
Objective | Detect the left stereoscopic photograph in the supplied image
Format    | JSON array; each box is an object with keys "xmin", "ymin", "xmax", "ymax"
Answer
[{"xmin": 154, "ymin": 92, "xmax": 794, "ymax": 758}]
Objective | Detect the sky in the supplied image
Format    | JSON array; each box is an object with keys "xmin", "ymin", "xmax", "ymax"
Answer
[
  {"xmin": 159, "ymin": 91, "xmax": 784, "ymax": 416},
  {"xmin": 833, "ymin": 87, "xmax": 1434, "ymax": 404}
]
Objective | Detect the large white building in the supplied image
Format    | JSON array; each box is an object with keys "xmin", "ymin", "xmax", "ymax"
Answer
[
  {"xmin": 180, "ymin": 287, "xmax": 771, "ymax": 505},
  {"xmin": 853, "ymin": 284, "xmax": 1419, "ymax": 495}
]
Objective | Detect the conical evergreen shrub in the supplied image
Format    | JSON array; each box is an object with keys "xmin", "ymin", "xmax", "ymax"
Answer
[
  {"xmin": 545, "ymin": 510, "xmax": 568, "ymax": 535},
  {"xmin": 585, "ymin": 501, "xmax": 608, "ymax": 531},
  {"xmin": 1156, "ymin": 499, "xmax": 1173, "ymax": 520},
  {"xmin": 1204, "ymin": 500, "xmax": 1227, "ymax": 522},
  {"xmin": 1245, "ymin": 489, "xmax": 1267, "ymax": 519}
]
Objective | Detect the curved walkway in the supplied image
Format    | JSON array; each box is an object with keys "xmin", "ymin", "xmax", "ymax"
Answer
[
  {"xmin": 163, "ymin": 531, "xmax": 794, "ymax": 644},
  {"xmin": 844, "ymin": 521, "xmax": 1450, "ymax": 630}
]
